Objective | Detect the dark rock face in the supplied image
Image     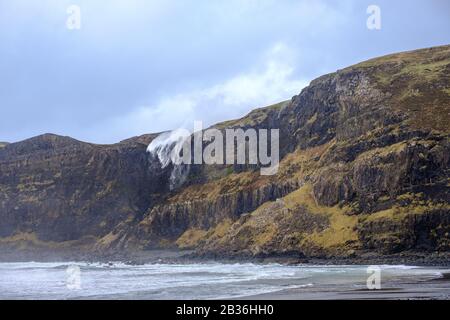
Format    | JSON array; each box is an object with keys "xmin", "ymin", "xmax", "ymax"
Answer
[
  {"xmin": 312, "ymin": 137, "xmax": 450, "ymax": 210},
  {"xmin": 136, "ymin": 180, "xmax": 301, "ymax": 245},
  {"xmin": 0, "ymin": 45, "xmax": 449, "ymax": 259},
  {"xmin": 0, "ymin": 133, "xmax": 163, "ymax": 241},
  {"xmin": 358, "ymin": 208, "xmax": 450, "ymax": 253}
]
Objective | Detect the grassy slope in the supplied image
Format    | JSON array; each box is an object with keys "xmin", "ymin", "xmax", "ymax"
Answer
[
  {"xmin": 174, "ymin": 45, "xmax": 450, "ymax": 256},
  {"xmin": 345, "ymin": 45, "xmax": 450, "ymax": 133}
]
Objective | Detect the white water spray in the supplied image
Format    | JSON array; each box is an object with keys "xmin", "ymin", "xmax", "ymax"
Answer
[{"xmin": 147, "ymin": 129, "xmax": 192, "ymax": 190}]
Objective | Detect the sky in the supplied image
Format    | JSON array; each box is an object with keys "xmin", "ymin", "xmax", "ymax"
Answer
[{"xmin": 0, "ymin": 0, "xmax": 449, "ymax": 144}]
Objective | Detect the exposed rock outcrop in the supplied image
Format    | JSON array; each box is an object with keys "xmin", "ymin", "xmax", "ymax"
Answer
[
  {"xmin": 1, "ymin": 45, "xmax": 449, "ymax": 260},
  {"xmin": 0, "ymin": 133, "xmax": 162, "ymax": 241}
]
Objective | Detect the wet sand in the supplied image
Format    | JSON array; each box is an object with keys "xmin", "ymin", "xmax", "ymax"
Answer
[{"xmin": 238, "ymin": 273, "xmax": 450, "ymax": 300}]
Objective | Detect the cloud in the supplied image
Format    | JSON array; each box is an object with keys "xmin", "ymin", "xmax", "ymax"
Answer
[
  {"xmin": 2, "ymin": 0, "xmax": 449, "ymax": 143},
  {"xmin": 93, "ymin": 42, "xmax": 308, "ymax": 142}
]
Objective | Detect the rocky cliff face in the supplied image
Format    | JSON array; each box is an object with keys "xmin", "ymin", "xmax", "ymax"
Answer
[
  {"xmin": 0, "ymin": 45, "xmax": 449, "ymax": 260},
  {"xmin": 0, "ymin": 134, "xmax": 163, "ymax": 242}
]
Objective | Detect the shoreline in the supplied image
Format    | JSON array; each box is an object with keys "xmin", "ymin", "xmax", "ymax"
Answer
[
  {"xmin": 1, "ymin": 252, "xmax": 449, "ymax": 300},
  {"xmin": 235, "ymin": 271, "xmax": 450, "ymax": 300},
  {"xmin": 236, "ymin": 279, "xmax": 450, "ymax": 300},
  {"xmin": 1, "ymin": 247, "xmax": 450, "ymax": 267}
]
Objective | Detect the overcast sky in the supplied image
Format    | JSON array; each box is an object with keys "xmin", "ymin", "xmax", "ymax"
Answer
[{"xmin": 1, "ymin": 0, "xmax": 449, "ymax": 143}]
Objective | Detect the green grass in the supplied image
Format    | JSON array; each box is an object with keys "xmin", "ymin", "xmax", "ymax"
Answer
[{"xmin": 214, "ymin": 100, "xmax": 290, "ymax": 129}]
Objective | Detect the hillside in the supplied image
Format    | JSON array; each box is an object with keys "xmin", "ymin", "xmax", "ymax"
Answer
[{"xmin": 0, "ymin": 45, "xmax": 449, "ymax": 262}]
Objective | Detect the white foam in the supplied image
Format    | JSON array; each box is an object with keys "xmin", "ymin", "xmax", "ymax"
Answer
[
  {"xmin": 147, "ymin": 129, "xmax": 191, "ymax": 168},
  {"xmin": 147, "ymin": 129, "xmax": 192, "ymax": 190}
]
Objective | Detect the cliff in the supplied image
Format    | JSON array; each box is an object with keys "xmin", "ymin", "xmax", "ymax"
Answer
[{"xmin": 0, "ymin": 45, "xmax": 449, "ymax": 261}]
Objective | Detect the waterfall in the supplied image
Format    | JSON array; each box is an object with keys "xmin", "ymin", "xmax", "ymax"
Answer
[{"xmin": 147, "ymin": 129, "xmax": 191, "ymax": 190}]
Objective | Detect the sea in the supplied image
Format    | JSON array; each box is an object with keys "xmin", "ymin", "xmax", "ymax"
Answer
[{"xmin": 0, "ymin": 262, "xmax": 449, "ymax": 299}]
